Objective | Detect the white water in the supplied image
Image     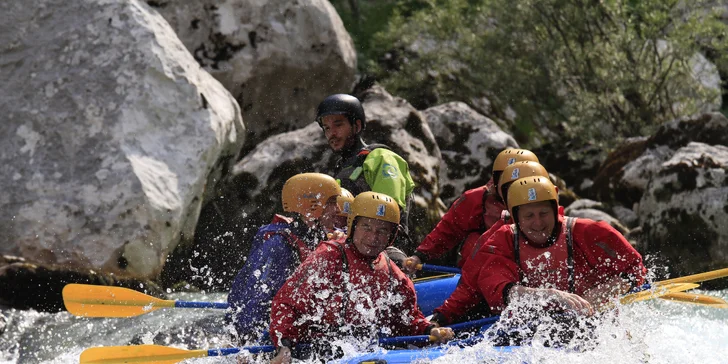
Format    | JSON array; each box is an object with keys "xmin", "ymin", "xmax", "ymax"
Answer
[{"xmin": 1, "ymin": 290, "xmax": 726, "ymax": 363}]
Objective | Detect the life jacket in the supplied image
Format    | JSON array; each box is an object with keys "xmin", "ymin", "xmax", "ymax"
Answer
[
  {"xmin": 257, "ymin": 214, "xmax": 314, "ymax": 266},
  {"xmin": 333, "ymin": 143, "xmax": 391, "ymax": 196},
  {"xmin": 512, "ymin": 217, "xmax": 577, "ymax": 293},
  {"xmin": 323, "ymin": 240, "xmax": 396, "ymax": 334}
]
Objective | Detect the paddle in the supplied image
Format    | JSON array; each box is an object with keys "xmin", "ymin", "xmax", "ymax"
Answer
[
  {"xmin": 618, "ymin": 282, "xmax": 699, "ymax": 305},
  {"xmin": 655, "ymin": 267, "xmax": 728, "ymax": 286},
  {"xmin": 62, "ymin": 284, "xmax": 229, "ymax": 318},
  {"xmin": 660, "ymin": 292, "xmax": 728, "ymax": 308},
  {"xmin": 79, "ymin": 315, "xmax": 504, "ymax": 364},
  {"xmin": 79, "ymin": 344, "xmax": 266, "ymax": 364},
  {"xmin": 416, "ymin": 263, "xmax": 462, "ymax": 274}
]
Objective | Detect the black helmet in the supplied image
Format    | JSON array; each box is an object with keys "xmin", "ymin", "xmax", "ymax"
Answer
[{"xmin": 315, "ymin": 94, "xmax": 366, "ymax": 131}]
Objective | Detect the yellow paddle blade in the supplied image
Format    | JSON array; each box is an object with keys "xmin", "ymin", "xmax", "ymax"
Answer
[
  {"xmin": 80, "ymin": 344, "xmax": 207, "ymax": 364},
  {"xmin": 620, "ymin": 283, "xmax": 700, "ymax": 305},
  {"xmin": 656, "ymin": 267, "xmax": 728, "ymax": 286},
  {"xmin": 63, "ymin": 284, "xmax": 175, "ymax": 318},
  {"xmin": 661, "ymin": 292, "xmax": 728, "ymax": 307}
]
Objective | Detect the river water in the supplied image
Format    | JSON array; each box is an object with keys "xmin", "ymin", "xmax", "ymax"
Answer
[{"xmin": 1, "ymin": 289, "xmax": 726, "ymax": 363}]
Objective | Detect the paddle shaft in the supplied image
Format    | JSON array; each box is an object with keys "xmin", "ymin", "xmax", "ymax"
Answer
[
  {"xmin": 418, "ymin": 264, "xmax": 462, "ymax": 274},
  {"xmin": 175, "ymin": 301, "xmax": 228, "ymax": 309}
]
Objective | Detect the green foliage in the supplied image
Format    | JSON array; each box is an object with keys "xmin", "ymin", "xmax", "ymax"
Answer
[
  {"xmin": 329, "ymin": 0, "xmax": 432, "ymax": 71},
  {"xmin": 368, "ymin": 0, "xmax": 727, "ymax": 147}
]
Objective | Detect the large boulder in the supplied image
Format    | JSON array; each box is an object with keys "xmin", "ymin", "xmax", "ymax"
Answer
[
  {"xmin": 421, "ymin": 102, "xmax": 518, "ymax": 204},
  {"xmin": 638, "ymin": 142, "xmax": 728, "ymax": 275},
  {"xmin": 165, "ymin": 85, "xmax": 444, "ymax": 289},
  {"xmin": 0, "ymin": 0, "xmax": 244, "ymax": 278},
  {"xmin": 148, "ymin": 0, "xmax": 357, "ymax": 145},
  {"xmin": 593, "ymin": 112, "xmax": 728, "ymax": 208}
]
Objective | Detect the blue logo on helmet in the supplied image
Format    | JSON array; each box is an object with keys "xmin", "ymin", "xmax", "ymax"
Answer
[
  {"xmin": 507, "ymin": 158, "xmax": 517, "ymax": 165},
  {"xmin": 511, "ymin": 168, "xmax": 520, "ymax": 180},
  {"xmin": 376, "ymin": 204, "xmax": 386, "ymax": 217},
  {"xmin": 343, "ymin": 202, "xmax": 351, "ymax": 214},
  {"xmin": 527, "ymin": 188, "xmax": 537, "ymax": 201}
]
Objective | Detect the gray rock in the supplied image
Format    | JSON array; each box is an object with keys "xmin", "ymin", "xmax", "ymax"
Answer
[
  {"xmin": 621, "ymin": 146, "xmax": 674, "ymax": 191},
  {"xmin": 611, "ymin": 205, "xmax": 639, "ymax": 229},
  {"xmin": 564, "ymin": 199, "xmax": 603, "ymax": 214},
  {"xmin": 0, "ymin": 0, "xmax": 244, "ymax": 278},
  {"xmin": 594, "ymin": 112, "xmax": 728, "ymax": 207},
  {"xmin": 422, "ymin": 102, "xmax": 518, "ymax": 203},
  {"xmin": 566, "ymin": 208, "xmax": 629, "ymax": 235},
  {"xmin": 149, "ymin": 0, "xmax": 357, "ymax": 144},
  {"xmin": 639, "ymin": 142, "xmax": 728, "ymax": 273}
]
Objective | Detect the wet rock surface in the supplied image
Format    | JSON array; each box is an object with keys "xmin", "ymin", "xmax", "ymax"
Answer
[{"xmin": 0, "ymin": 255, "xmax": 163, "ymax": 312}]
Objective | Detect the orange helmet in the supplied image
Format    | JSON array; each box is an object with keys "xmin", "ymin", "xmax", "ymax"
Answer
[
  {"xmin": 498, "ymin": 161, "xmax": 549, "ymax": 205},
  {"xmin": 347, "ymin": 191, "xmax": 400, "ymax": 234},
  {"xmin": 281, "ymin": 173, "xmax": 341, "ymax": 219},
  {"xmin": 506, "ymin": 176, "xmax": 559, "ymax": 218},
  {"xmin": 491, "ymin": 149, "xmax": 539, "ymax": 191},
  {"xmin": 492, "ymin": 149, "xmax": 540, "ymax": 173}
]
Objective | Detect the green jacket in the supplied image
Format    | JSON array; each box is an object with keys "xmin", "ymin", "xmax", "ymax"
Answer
[{"xmin": 334, "ymin": 147, "xmax": 414, "ymax": 210}]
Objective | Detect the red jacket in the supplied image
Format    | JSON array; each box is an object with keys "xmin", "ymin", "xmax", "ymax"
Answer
[
  {"xmin": 270, "ymin": 238, "xmax": 432, "ymax": 347},
  {"xmin": 415, "ymin": 179, "xmax": 506, "ymax": 264},
  {"xmin": 434, "ymin": 215, "xmax": 646, "ymax": 322}
]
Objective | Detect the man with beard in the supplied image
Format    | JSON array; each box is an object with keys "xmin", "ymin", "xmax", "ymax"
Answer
[{"xmin": 316, "ymin": 94, "xmax": 415, "ymax": 261}]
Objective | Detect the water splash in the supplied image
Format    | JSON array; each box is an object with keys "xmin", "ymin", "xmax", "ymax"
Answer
[{"xmin": 1, "ymin": 290, "xmax": 726, "ymax": 363}]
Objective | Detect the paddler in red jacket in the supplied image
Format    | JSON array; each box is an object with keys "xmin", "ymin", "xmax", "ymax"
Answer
[
  {"xmin": 269, "ymin": 192, "xmax": 454, "ymax": 363},
  {"xmin": 431, "ymin": 176, "xmax": 646, "ymax": 326},
  {"xmin": 403, "ymin": 149, "xmax": 541, "ymax": 272}
]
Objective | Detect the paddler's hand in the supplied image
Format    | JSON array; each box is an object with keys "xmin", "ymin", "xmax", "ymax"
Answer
[
  {"xmin": 510, "ymin": 286, "xmax": 594, "ymax": 316},
  {"xmin": 430, "ymin": 327, "xmax": 455, "ymax": 343},
  {"xmin": 402, "ymin": 256, "xmax": 422, "ymax": 275},
  {"xmin": 545, "ymin": 288, "xmax": 594, "ymax": 316},
  {"xmin": 270, "ymin": 346, "xmax": 291, "ymax": 364}
]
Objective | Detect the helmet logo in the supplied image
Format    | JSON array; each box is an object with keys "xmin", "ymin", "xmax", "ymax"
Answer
[
  {"xmin": 511, "ymin": 168, "xmax": 520, "ymax": 180},
  {"xmin": 343, "ymin": 202, "xmax": 351, "ymax": 214},
  {"xmin": 507, "ymin": 157, "xmax": 517, "ymax": 165},
  {"xmin": 301, "ymin": 193, "xmax": 319, "ymax": 199},
  {"xmin": 376, "ymin": 204, "xmax": 386, "ymax": 217},
  {"xmin": 382, "ymin": 163, "xmax": 398, "ymax": 179},
  {"xmin": 528, "ymin": 188, "xmax": 537, "ymax": 201}
]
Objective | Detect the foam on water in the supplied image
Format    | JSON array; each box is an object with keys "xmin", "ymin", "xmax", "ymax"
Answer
[{"xmin": 1, "ymin": 291, "xmax": 726, "ymax": 363}]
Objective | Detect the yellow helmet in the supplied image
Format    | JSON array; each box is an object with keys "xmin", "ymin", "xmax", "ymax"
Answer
[
  {"xmin": 281, "ymin": 173, "xmax": 341, "ymax": 219},
  {"xmin": 507, "ymin": 176, "xmax": 559, "ymax": 217},
  {"xmin": 336, "ymin": 188, "xmax": 355, "ymax": 217},
  {"xmin": 498, "ymin": 161, "xmax": 549, "ymax": 203},
  {"xmin": 347, "ymin": 191, "xmax": 400, "ymax": 233},
  {"xmin": 492, "ymin": 149, "xmax": 540, "ymax": 172}
]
